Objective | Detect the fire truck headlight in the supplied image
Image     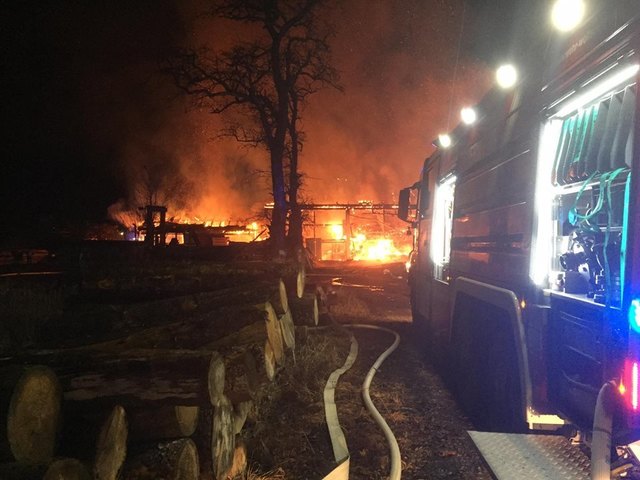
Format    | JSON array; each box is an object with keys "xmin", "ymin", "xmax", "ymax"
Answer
[
  {"xmin": 460, "ymin": 107, "xmax": 477, "ymax": 125},
  {"xmin": 438, "ymin": 134, "xmax": 452, "ymax": 148},
  {"xmin": 551, "ymin": 0, "xmax": 585, "ymax": 32},
  {"xmin": 496, "ymin": 64, "xmax": 518, "ymax": 89}
]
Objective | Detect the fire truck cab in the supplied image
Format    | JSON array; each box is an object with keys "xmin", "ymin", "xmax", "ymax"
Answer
[{"xmin": 400, "ymin": 2, "xmax": 640, "ymax": 477}]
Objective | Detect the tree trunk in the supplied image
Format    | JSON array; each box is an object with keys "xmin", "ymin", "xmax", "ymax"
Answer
[
  {"xmin": 120, "ymin": 278, "xmax": 293, "ymax": 331},
  {"xmin": 286, "ymin": 88, "xmax": 304, "ymax": 254},
  {"xmin": 44, "ymin": 458, "xmax": 91, "ymax": 480},
  {"xmin": 305, "ymin": 282, "xmax": 330, "ymax": 315},
  {"xmin": 199, "ymin": 340, "xmax": 271, "ymax": 406},
  {"xmin": 211, "ymin": 396, "xmax": 235, "ymax": 480},
  {"xmin": 91, "ymin": 300, "xmax": 273, "ymax": 352},
  {"xmin": 128, "ymin": 406, "xmax": 200, "ymax": 442},
  {"xmin": 287, "ymin": 205, "xmax": 304, "ymax": 254},
  {"xmin": 196, "ymin": 320, "xmax": 284, "ymax": 397},
  {"xmin": 276, "ymin": 278, "xmax": 290, "ymax": 314},
  {"xmin": 289, "ymin": 292, "xmax": 319, "ymax": 326},
  {"xmin": 208, "ymin": 353, "xmax": 226, "ymax": 406},
  {"xmin": 279, "ymin": 310, "xmax": 296, "ymax": 353},
  {"xmin": 265, "ymin": 302, "xmax": 285, "ymax": 367},
  {"xmin": 264, "ymin": 340, "xmax": 277, "ymax": 382},
  {"xmin": 225, "ymin": 439, "xmax": 247, "ymax": 480},
  {"xmin": 17, "ymin": 349, "xmax": 223, "ymax": 408},
  {"xmin": 269, "ymin": 146, "xmax": 288, "ymax": 257},
  {"xmin": 283, "ymin": 264, "xmax": 306, "ymax": 300},
  {"xmin": 49, "ymin": 275, "xmax": 294, "ymax": 349},
  {"xmin": 233, "ymin": 401, "xmax": 252, "ymax": 435},
  {"xmin": 0, "ymin": 365, "xmax": 61, "ymax": 466},
  {"xmin": 58, "ymin": 404, "xmax": 128, "ymax": 473},
  {"xmin": 94, "ymin": 405, "xmax": 128, "ymax": 480},
  {"xmin": 122, "ymin": 439, "xmax": 199, "ymax": 480}
]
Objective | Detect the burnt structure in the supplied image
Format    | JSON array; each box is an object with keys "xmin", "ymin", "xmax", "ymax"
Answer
[{"xmin": 140, "ymin": 205, "xmax": 252, "ymax": 247}]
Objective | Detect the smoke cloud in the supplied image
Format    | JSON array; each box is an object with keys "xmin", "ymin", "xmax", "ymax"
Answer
[
  {"xmin": 301, "ymin": 0, "xmax": 492, "ymax": 204},
  {"xmin": 4, "ymin": 0, "xmax": 495, "ymax": 229}
]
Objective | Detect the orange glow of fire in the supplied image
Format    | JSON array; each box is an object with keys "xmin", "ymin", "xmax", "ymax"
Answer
[
  {"xmin": 328, "ymin": 224, "xmax": 344, "ymax": 240},
  {"xmin": 140, "ymin": 215, "xmax": 264, "ymax": 244},
  {"xmin": 351, "ymin": 234, "xmax": 411, "ymax": 262}
]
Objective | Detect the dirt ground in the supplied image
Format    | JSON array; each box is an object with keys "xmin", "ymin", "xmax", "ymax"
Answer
[{"xmin": 247, "ymin": 261, "xmax": 492, "ymax": 479}]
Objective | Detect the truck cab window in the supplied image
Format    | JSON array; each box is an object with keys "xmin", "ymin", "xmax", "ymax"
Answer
[{"xmin": 431, "ymin": 175, "xmax": 456, "ymax": 282}]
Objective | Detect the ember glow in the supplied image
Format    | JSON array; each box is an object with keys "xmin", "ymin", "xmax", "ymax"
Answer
[
  {"xmin": 127, "ymin": 210, "xmax": 265, "ymax": 245},
  {"xmin": 351, "ymin": 234, "xmax": 411, "ymax": 262},
  {"xmin": 328, "ymin": 224, "xmax": 345, "ymax": 240}
]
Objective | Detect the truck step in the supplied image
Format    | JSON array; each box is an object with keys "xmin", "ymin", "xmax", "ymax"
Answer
[{"xmin": 468, "ymin": 431, "xmax": 590, "ymax": 480}]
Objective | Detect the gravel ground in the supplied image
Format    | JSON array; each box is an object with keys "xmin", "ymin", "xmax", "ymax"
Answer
[{"xmin": 247, "ymin": 261, "xmax": 492, "ymax": 479}]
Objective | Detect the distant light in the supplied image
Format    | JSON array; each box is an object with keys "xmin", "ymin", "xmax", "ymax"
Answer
[
  {"xmin": 551, "ymin": 0, "xmax": 585, "ymax": 32},
  {"xmin": 496, "ymin": 64, "xmax": 518, "ymax": 89},
  {"xmin": 460, "ymin": 107, "xmax": 477, "ymax": 125},
  {"xmin": 438, "ymin": 134, "xmax": 452, "ymax": 148}
]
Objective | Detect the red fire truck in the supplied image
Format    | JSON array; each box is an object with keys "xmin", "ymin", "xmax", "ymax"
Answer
[{"xmin": 399, "ymin": 2, "xmax": 640, "ymax": 477}]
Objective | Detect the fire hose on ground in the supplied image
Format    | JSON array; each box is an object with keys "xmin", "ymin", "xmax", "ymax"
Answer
[
  {"xmin": 321, "ymin": 322, "xmax": 402, "ymax": 480},
  {"xmin": 591, "ymin": 381, "xmax": 616, "ymax": 480}
]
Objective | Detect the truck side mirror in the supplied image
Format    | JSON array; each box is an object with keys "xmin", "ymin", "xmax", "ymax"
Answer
[{"xmin": 398, "ymin": 188, "xmax": 411, "ymax": 222}]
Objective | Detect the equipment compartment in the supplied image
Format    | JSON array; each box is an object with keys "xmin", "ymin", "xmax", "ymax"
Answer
[{"xmin": 548, "ymin": 293, "xmax": 606, "ymax": 428}]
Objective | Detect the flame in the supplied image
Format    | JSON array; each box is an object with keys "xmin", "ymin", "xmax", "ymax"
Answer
[
  {"xmin": 328, "ymin": 223, "xmax": 344, "ymax": 240},
  {"xmin": 117, "ymin": 209, "xmax": 266, "ymax": 244},
  {"xmin": 352, "ymin": 234, "xmax": 411, "ymax": 262}
]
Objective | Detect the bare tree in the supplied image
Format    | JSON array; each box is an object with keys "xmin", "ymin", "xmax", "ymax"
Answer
[
  {"xmin": 284, "ymin": 30, "xmax": 340, "ymax": 249},
  {"xmin": 134, "ymin": 161, "xmax": 192, "ymax": 211},
  {"xmin": 165, "ymin": 0, "xmax": 339, "ymax": 255}
]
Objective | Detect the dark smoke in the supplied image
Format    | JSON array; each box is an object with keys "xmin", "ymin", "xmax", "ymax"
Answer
[{"xmin": 3, "ymin": 0, "xmax": 506, "ymax": 234}]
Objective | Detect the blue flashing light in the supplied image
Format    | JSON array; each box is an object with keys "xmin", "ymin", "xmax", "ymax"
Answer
[{"xmin": 630, "ymin": 299, "xmax": 640, "ymax": 334}]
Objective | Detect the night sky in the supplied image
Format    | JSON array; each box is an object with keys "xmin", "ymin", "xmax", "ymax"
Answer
[{"xmin": 1, "ymin": 0, "xmax": 532, "ymax": 241}]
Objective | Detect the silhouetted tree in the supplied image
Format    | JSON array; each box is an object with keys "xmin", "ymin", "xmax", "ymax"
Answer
[
  {"xmin": 166, "ymin": 0, "xmax": 339, "ymax": 256},
  {"xmin": 284, "ymin": 24, "xmax": 340, "ymax": 249}
]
